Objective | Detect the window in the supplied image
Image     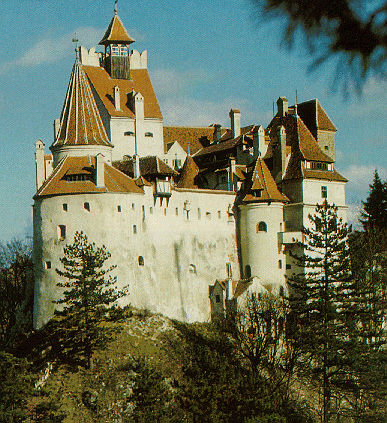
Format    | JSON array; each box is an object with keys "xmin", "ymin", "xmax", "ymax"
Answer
[
  {"xmin": 138, "ymin": 256, "xmax": 144, "ymax": 266},
  {"xmin": 172, "ymin": 159, "xmax": 182, "ymax": 168},
  {"xmin": 226, "ymin": 263, "xmax": 232, "ymax": 278},
  {"xmin": 215, "ymin": 294, "xmax": 221, "ymax": 303},
  {"xmin": 245, "ymin": 265, "xmax": 251, "ymax": 279},
  {"xmin": 189, "ymin": 264, "xmax": 196, "ymax": 274},
  {"xmin": 221, "ymin": 176, "xmax": 227, "ymax": 184},
  {"xmin": 120, "ymin": 46, "xmax": 128, "ymax": 56},
  {"xmin": 124, "ymin": 131, "xmax": 135, "ymax": 136},
  {"xmin": 175, "ymin": 207, "xmax": 179, "ymax": 216},
  {"xmin": 198, "ymin": 208, "xmax": 201, "ymax": 219},
  {"xmin": 150, "ymin": 207, "xmax": 153, "ymax": 214},
  {"xmin": 58, "ymin": 225, "xmax": 66, "ymax": 240},
  {"xmin": 325, "ymin": 145, "xmax": 329, "ymax": 151},
  {"xmin": 279, "ymin": 286, "xmax": 285, "ymax": 297},
  {"xmin": 132, "ymin": 203, "xmax": 135, "ymax": 210},
  {"xmin": 145, "ymin": 132, "xmax": 153, "ymax": 137},
  {"xmin": 142, "ymin": 205, "xmax": 145, "ymax": 221},
  {"xmin": 112, "ymin": 45, "xmax": 119, "ymax": 56},
  {"xmin": 218, "ymin": 211, "xmax": 221, "ymax": 219},
  {"xmin": 321, "ymin": 186, "xmax": 328, "ymax": 199},
  {"xmin": 164, "ymin": 208, "xmax": 167, "ymax": 216},
  {"xmin": 45, "ymin": 261, "xmax": 51, "ymax": 269},
  {"xmin": 278, "ymin": 260, "xmax": 282, "ymax": 269},
  {"xmin": 206, "ymin": 212, "xmax": 211, "ymax": 220},
  {"xmin": 286, "ymin": 264, "xmax": 291, "ymax": 270},
  {"xmin": 63, "ymin": 203, "xmax": 68, "ymax": 212},
  {"xmin": 257, "ymin": 221, "xmax": 267, "ymax": 232},
  {"xmin": 117, "ymin": 205, "xmax": 121, "ymax": 212},
  {"xmin": 84, "ymin": 202, "xmax": 90, "ymax": 212},
  {"xmin": 133, "ymin": 225, "xmax": 137, "ymax": 234}
]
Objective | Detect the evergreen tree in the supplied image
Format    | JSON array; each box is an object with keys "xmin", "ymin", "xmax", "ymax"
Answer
[
  {"xmin": 288, "ymin": 201, "xmax": 359, "ymax": 423},
  {"xmin": 55, "ymin": 231, "xmax": 128, "ymax": 369},
  {"xmin": 360, "ymin": 169, "xmax": 387, "ymax": 231}
]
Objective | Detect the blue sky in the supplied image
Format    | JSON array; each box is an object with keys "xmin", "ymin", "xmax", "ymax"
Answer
[{"xmin": 1, "ymin": 0, "xmax": 386, "ymax": 241}]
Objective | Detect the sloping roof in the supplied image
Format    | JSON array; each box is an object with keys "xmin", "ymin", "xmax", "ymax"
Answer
[
  {"xmin": 176, "ymin": 156, "xmax": 200, "ymax": 189},
  {"xmin": 296, "ymin": 99, "xmax": 337, "ymax": 133},
  {"xmin": 265, "ymin": 115, "xmax": 332, "ymax": 163},
  {"xmin": 163, "ymin": 126, "xmax": 218, "ymax": 155},
  {"xmin": 53, "ymin": 63, "xmax": 112, "ymax": 148},
  {"xmin": 84, "ymin": 66, "xmax": 162, "ymax": 119},
  {"xmin": 99, "ymin": 14, "xmax": 135, "ymax": 45},
  {"xmin": 113, "ymin": 156, "xmax": 178, "ymax": 178},
  {"xmin": 242, "ymin": 158, "xmax": 289, "ymax": 203},
  {"xmin": 34, "ymin": 156, "xmax": 143, "ymax": 198}
]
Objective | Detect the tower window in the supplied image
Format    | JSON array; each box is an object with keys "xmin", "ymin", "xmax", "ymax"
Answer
[
  {"xmin": 278, "ymin": 260, "xmax": 282, "ymax": 269},
  {"xmin": 198, "ymin": 208, "xmax": 201, "ymax": 219},
  {"xmin": 206, "ymin": 212, "xmax": 211, "ymax": 220},
  {"xmin": 133, "ymin": 225, "xmax": 137, "ymax": 234},
  {"xmin": 63, "ymin": 203, "xmax": 68, "ymax": 212},
  {"xmin": 120, "ymin": 46, "xmax": 128, "ymax": 56},
  {"xmin": 58, "ymin": 225, "xmax": 66, "ymax": 240},
  {"xmin": 45, "ymin": 261, "xmax": 51, "ymax": 270},
  {"xmin": 257, "ymin": 221, "xmax": 267, "ymax": 232},
  {"xmin": 138, "ymin": 256, "xmax": 144, "ymax": 266},
  {"xmin": 176, "ymin": 207, "xmax": 179, "ymax": 216},
  {"xmin": 215, "ymin": 295, "xmax": 221, "ymax": 303},
  {"xmin": 112, "ymin": 45, "xmax": 119, "ymax": 56},
  {"xmin": 84, "ymin": 202, "xmax": 90, "ymax": 212},
  {"xmin": 117, "ymin": 205, "xmax": 121, "ymax": 212},
  {"xmin": 145, "ymin": 132, "xmax": 153, "ymax": 137},
  {"xmin": 218, "ymin": 211, "xmax": 221, "ymax": 219},
  {"xmin": 245, "ymin": 265, "xmax": 251, "ymax": 279},
  {"xmin": 189, "ymin": 264, "xmax": 196, "ymax": 274},
  {"xmin": 321, "ymin": 186, "xmax": 328, "ymax": 199}
]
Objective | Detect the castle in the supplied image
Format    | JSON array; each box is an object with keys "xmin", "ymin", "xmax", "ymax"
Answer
[{"xmin": 32, "ymin": 11, "xmax": 347, "ymax": 329}]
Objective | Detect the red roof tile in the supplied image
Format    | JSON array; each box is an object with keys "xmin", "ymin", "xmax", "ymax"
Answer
[
  {"xmin": 84, "ymin": 66, "xmax": 162, "ymax": 119},
  {"xmin": 34, "ymin": 156, "xmax": 143, "ymax": 198},
  {"xmin": 176, "ymin": 156, "xmax": 200, "ymax": 189}
]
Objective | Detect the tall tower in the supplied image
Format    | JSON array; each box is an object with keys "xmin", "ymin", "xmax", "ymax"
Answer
[{"xmin": 99, "ymin": 12, "xmax": 135, "ymax": 80}]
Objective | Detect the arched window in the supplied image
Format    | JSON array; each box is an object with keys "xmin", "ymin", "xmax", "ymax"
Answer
[
  {"xmin": 245, "ymin": 265, "xmax": 251, "ymax": 279},
  {"xmin": 138, "ymin": 256, "xmax": 144, "ymax": 266},
  {"xmin": 257, "ymin": 221, "xmax": 267, "ymax": 232}
]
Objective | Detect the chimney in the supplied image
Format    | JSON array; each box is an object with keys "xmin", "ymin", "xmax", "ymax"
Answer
[
  {"xmin": 273, "ymin": 126, "xmax": 286, "ymax": 181},
  {"xmin": 114, "ymin": 86, "xmax": 121, "ymax": 111},
  {"xmin": 229, "ymin": 109, "xmax": 241, "ymax": 138},
  {"xmin": 214, "ymin": 124, "xmax": 222, "ymax": 144},
  {"xmin": 35, "ymin": 139, "xmax": 45, "ymax": 190},
  {"xmin": 252, "ymin": 125, "xmax": 265, "ymax": 158},
  {"xmin": 229, "ymin": 157, "xmax": 236, "ymax": 191},
  {"xmin": 277, "ymin": 97, "xmax": 288, "ymax": 117},
  {"xmin": 96, "ymin": 154, "xmax": 105, "ymax": 188},
  {"xmin": 133, "ymin": 154, "xmax": 140, "ymax": 179}
]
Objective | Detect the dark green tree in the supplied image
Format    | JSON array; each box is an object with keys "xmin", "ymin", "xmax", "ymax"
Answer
[
  {"xmin": 360, "ymin": 169, "xmax": 387, "ymax": 231},
  {"xmin": 251, "ymin": 0, "xmax": 387, "ymax": 91},
  {"xmin": 288, "ymin": 201, "xmax": 358, "ymax": 423},
  {"xmin": 55, "ymin": 231, "xmax": 128, "ymax": 369}
]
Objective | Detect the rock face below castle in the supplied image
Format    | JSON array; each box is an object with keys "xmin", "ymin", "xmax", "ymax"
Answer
[{"xmin": 32, "ymin": 13, "xmax": 347, "ymax": 329}]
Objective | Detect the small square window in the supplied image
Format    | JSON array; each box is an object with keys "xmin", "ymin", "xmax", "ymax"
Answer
[
  {"xmin": 63, "ymin": 204, "xmax": 68, "ymax": 212},
  {"xmin": 286, "ymin": 264, "xmax": 291, "ymax": 270},
  {"xmin": 325, "ymin": 145, "xmax": 329, "ymax": 150}
]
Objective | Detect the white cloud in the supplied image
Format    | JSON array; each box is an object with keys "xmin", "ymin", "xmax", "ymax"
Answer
[{"xmin": 0, "ymin": 27, "xmax": 102, "ymax": 73}]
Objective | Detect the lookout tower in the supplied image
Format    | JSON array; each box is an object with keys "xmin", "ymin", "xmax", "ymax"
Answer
[{"xmin": 99, "ymin": 12, "xmax": 135, "ymax": 80}]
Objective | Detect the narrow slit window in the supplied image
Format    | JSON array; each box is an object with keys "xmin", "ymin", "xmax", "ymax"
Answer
[
  {"xmin": 138, "ymin": 256, "xmax": 144, "ymax": 266},
  {"xmin": 117, "ymin": 205, "xmax": 121, "ymax": 212},
  {"xmin": 45, "ymin": 261, "xmax": 51, "ymax": 269},
  {"xmin": 63, "ymin": 203, "xmax": 68, "ymax": 212},
  {"xmin": 58, "ymin": 225, "xmax": 66, "ymax": 240},
  {"xmin": 321, "ymin": 186, "xmax": 328, "ymax": 199},
  {"xmin": 84, "ymin": 202, "xmax": 90, "ymax": 212}
]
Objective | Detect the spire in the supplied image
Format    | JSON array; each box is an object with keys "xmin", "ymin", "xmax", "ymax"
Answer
[
  {"xmin": 52, "ymin": 63, "xmax": 112, "ymax": 148},
  {"xmin": 99, "ymin": 14, "xmax": 135, "ymax": 45},
  {"xmin": 114, "ymin": 0, "xmax": 118, "ymax": 15}
]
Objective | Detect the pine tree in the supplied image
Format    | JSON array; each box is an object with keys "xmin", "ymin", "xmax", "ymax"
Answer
[
  {"xmin": 55, "ymin": 231, "xmax": 128, "ymax": 369},
  {"xmin": 360, "ymin": 169, "xmax": 387, "ymax": 230},
  {"xmin": 288, "ymin": 201, "xmax": 359, "ymax": 423}
]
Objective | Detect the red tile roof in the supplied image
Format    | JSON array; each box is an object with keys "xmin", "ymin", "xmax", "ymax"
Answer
[
  {"xmin": 34, "ymin": 156, "xmax": 143, "ymax": 198},
  {"xmin": 113, "ymin": 156, "xmax": 178, "ymax": 178},
  {"xmin": 84, "ymin": 66, "xmax": 162, "ymax": 119},
  {"xmin": 176, "ymin": 156, "xmax": 200, "ymax": 189},
  {"xmin": 242, "ymin": 158, "xmax": 289, "ymax": 203},
  {"xmin": 163, "ymin": 126, "xmax": 218, "ymax": 155},
  {"xmin": 296, "ymin": 99, "xmax": 337, "ymax": 133},
  {"xmin": 53, "ymin": 64, "xmax": 112, "ymax": 148},
  {"xmin": 99, "ymin": 14, "xmax": 135, "ymax": 45}
]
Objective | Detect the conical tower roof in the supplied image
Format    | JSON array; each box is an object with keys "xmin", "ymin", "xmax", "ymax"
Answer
[
  {"xmin": 242, "ymin": 158, "xmax": 288, "ymax": 203},
  {"xmin": 53, "ymin": 63, "xmax": 112, "ymax": 148},
  {"xmin": 177, "ymin": 156, "xmax": 200, "ymax": 189},
  {"xmin": 99, "ymin": 14, "xmax": 135, "ymax": 45}
]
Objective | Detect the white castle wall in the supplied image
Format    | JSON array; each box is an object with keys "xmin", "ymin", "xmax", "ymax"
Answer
[{"xmin": 33, "ymin": 187, "xmax": 239, "ymax": 329}]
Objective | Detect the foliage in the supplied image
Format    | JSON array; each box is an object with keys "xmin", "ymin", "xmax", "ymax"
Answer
[
  {"xmin": 360, "ymin": 169, "xmax": 387, "ymax": 231},
  {"xmin": 0, "ymin": 351, "xmax": 32, "ymax": 422},
  {"xmin": 252, "ymin": 0, "xmax": 387, "ymax": 92},
  {"xmin": 288, "ymin": 201, "xmax": 359, "ymax": 422},
  {"xmin": 55, "ymin": 231, "xmax": 128, "ymax": 368},
  {"xmin": 0, "ymin": 238, "xmax": 33, "ymax": 351}
]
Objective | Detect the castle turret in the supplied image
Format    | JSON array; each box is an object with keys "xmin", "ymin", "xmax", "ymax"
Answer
[{"xmin": 99, "ymin": 12, "xmax": 135, "ymax": 80}]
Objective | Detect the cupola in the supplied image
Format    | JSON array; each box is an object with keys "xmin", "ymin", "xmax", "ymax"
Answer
[{"xmin": 99, "ymin": 12, "xmax": 135, "ymax": 80}]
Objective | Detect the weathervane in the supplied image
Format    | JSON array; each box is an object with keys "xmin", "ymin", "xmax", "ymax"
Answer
[
  {"xmin": 72, "ymin": 33, "xmax": 79, "ymax": 62},
  {"xmin": 114, "ymin": 0, "xmax": 118, "ymax": 14}
]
